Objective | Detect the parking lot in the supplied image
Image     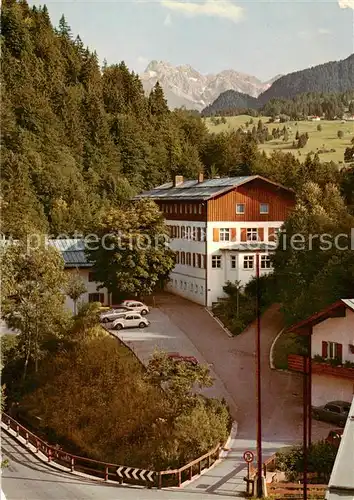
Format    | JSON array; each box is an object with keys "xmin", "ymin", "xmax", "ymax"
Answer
[{"xmin": 107, "ymin": 307, "xmax": 239, "ymax": 415}]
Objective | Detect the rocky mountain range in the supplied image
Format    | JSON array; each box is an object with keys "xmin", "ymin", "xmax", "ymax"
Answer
[{"xmin": 140, "ymin": 60, "xmax": 280, "ymax": 111}]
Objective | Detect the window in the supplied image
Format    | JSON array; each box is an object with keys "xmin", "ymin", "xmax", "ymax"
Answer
[
  {"xmin": 181, "ymin": 252, "xmax": 185, "ymax": 265},
  {"xmin": 186, "ymin": 226, "xmax": 191, "ymax": 240},
  {"xmin": 247, "ymin": 228, "xmax": 258, "ymax": 241},
  {"xmin": 184, "ymin": 281, "xmax": 187, "ymax": 290},
  {"xmin": 161, "ymin": 203, "xmax": 165, "ymax": 212},
  {"xmin": 88, "ymin": 272, "xmax": 95, "ymax": 282},
  {"xmin": 200, "ymin": 228, "xmax": 206, "ymax": 242},
  {"xmin": 184, "ymin": 205, "xmax": 188, "ymax": 214},
  {"xmin": 243, "ymin": 255, "xmax": 254, "ymax": 269},
  {"xmin": 230, "ymin": 256, "xmax": 237, "ymax": 269},
  {"xmin": 186, "ymin": 253, "xmax": 191, "ymax": 266},
  {"xmin": 200, "ymin": 285, "xmax": 204, "ymax": 295},
  {"xmin": 197, "ymin": 254, "xmax": 202, "ymax": 268},
  {"xmin": 261, "ymin": 255, "xmax": 271, "ymax": 269},
  {"xmin": 236, "ymin": 203, "xmax": 245, "ymax": 214},
  {"xmin": 260, "ymin": 203, "xmax": 269, "ymax": 214},
  {"xmin": 193, "ymin": 205, "xmax": 197, "ymax": 214},
  {"xmin": 89, "ymin": 293, "xmax": 104, "ymax": 303},
  {"xmin": 174, "ymin": 204, "xmax": 177, "ymax": 213},
  {"xmin": 176, "ymin": 252, "xmax": 179, "ymax": 264},
  {"xmin": 198, "ymin": 204, "xmax": 202, "ymax": 214},
  {"xmin": 179, "ymin": 204, "xmax": 183, "ymax": 214},
  {"xmin": 326, "ymin": 341, "xmax": 343, "ymax": 362},
  {"xmin": 189, "ymin": 204, "xmax": 193, "ymax": 214},
  {"xmin": 220, "ymin": 228, "xmax": 230, "ymax": 242},
  {"xmin": 190, "ymin": 282, "xmax": 193, "ymax": 291},
  {"xmin": 195, "ymin": 284, "xmax": 198, "ymax": 294},
  {"xmin": 180, "ymin": 280, "xmax": 183, "ymax": 289},
  {"xmin": 212, "ymin": 255, "xmax": 221, "ymax": 268}
]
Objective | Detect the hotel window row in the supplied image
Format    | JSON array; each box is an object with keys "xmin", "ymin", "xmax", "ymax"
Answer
[
  {"xmin": 236, "ymin": 203, "xmax": 269, "ymax": 215},
  {"xmin": 162, "ymin": 203, "xmax": 204, "ymax": 215},
  {"xmin": 176, "ymin": 252, "xmax": 206, "ymax": 268},
  {"xmin": 211, "ymin": 254, "xmax": 272, "ymax": 270},
  {"xmin": 213, "ymin": 227, "xmax": 280, "ymax": 242},
  {"xmin": 169, "ymin": 225, "xmax": 206, "ymax": 241},
  {"xmin": 171, "ymin": 279, "xmax": 204, "ymax": 296}
]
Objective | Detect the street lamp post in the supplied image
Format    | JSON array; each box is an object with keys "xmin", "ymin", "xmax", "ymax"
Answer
[{"xmin": 255, "ymin": 250, "xmax": 263, "ymax": 497}]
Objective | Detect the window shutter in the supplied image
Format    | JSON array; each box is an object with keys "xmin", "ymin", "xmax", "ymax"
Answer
[
  {"xmin": 192, "ymin": 253, "xmax": 196, "ymax": 267},
  {"xmin": 213, "ymin": 228, "xmax": 219, "ymax": 242},
  {"xmin": 268, "ymin": 227, "xmax": 275, "ymax": 241},
  {"xmin": 336, "ymin": 343, "xmax": 343, "ymax": 363},
  {"xmin": 258, "ymin": 228, "xmax": 264, "ymax": 241},
  {"xmin": 231, "ymin": 228, "xmax": 237, "ymax": 241},
  {"xmin": 241, "ymin": 228, "xmax": 247, "ymax": 242},
  {"xmin": 202, "ymin": 255, "xmax": 206, "ymax": 268},
  {"xmin": 197, "ymin": 228, "xmax": 201, "ymax": 241},
  {"xmin": 322, "ymin": 341, "xmax": 328, "ymax": 358}
]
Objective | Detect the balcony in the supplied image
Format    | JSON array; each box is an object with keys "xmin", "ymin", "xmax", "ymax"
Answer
[{"xmin": 287, "ymin": 354, "xmax": 354, "ymax": 380}]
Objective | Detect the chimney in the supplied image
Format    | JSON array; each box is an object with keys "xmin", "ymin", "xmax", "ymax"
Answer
[
  {"xmin": 173, "ymin": 175, "xmax": 184, "ymax": 187},
  {"xmin": 198, "ymin": 172, "xmax": 204, "ymax": 183}
]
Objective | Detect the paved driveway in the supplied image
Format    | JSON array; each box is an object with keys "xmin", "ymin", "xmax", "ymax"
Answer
[{"xmin": 108, "ymin": 293, "xmax": 334, "ymax": 497}]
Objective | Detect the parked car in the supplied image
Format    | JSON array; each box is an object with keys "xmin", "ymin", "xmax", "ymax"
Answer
[
  {"xmin": 112, "ymin": 313, "xmax": 150, "ymax": 330},
  {"xmin": 312, "ymin": 400, "xmax": 351, "ymax": 427},
  {"xmin": 325, "ymin": 428, "xmax": 343, "ymax": 447},
  {"xmin": 100, "ymin": 307, "xmax": 130, "ymax": 323},
  {"xmin": 119, "ymin": 300, "xmax": 149, "ymax": 315},
  {"xmin": 167, "ymin": 353, "xmax": 198, "ymax": 365}
]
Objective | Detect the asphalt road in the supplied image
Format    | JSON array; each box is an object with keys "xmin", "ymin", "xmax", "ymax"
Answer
[{"xmin": 1, "ymin": 431, "xmax": 237, "ymax": 500}]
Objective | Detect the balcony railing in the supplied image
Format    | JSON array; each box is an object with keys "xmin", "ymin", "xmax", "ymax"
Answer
[{"xmin": 287, "ymin": 354, "xmax": 354, "ymax": 380}]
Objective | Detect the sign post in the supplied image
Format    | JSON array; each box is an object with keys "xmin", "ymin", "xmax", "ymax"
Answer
[{"xmin": 243, "ymin": 450, "xmax": 255, "ymax": 496}]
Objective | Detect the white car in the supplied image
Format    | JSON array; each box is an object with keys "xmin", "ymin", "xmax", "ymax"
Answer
[
  {"xmin": 100, "ymin": 307, "xmax": 130, "ymax": 323},
  {"xmin": 112, "ymin": 313, "xmax": 150, "ymax": 330},
  {"xmin": 119, "ymin": 301, "xmax": 149, "ymax": 315}
]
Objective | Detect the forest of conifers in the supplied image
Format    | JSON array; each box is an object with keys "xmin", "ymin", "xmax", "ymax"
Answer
[{"xmin": 1, "ymin": 0, "xmax": 354, "ymax": 240}]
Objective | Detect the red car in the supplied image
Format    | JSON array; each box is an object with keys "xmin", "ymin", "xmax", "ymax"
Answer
[
  {"xmin": 167, "ymin": 353, "xmax": 198, "ymax": 365},
  {"xmin": 325, "ymin": 429, "xmax": 343, "ymax": 446}
]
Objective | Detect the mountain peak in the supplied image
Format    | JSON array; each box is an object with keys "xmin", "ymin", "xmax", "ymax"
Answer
[{"xmin": 140, "ymin": 60, "xmax": 276, "ymax": 111}]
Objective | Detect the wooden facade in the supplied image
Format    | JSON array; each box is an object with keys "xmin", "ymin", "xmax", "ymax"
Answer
[
  {"xmin": 207, "ymin": 178, "xmax": 295, "ymax": 222},
  {"xmin": 156, "ymin": 200, "xmax": 207, "ymax": 222}
]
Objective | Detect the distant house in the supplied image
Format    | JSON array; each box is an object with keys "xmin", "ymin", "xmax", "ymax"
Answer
[
  {"xmin": 48, "ymin": 239, "xmax": 109, "ymax": 311},
  {"xmin": 287, "ymin": 299, "xmax": 354, "ymax": 406},
  {"xmin": 309, "ymin": 116, "xmax": 321, "ymax": 121}
]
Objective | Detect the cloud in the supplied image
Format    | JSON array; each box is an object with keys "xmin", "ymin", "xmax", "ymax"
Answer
[
  {"xmin": 164, "ymin": 13, "xmax": 172, "ymax": 25},
  {"xmin": 318, "ymin": 28, "xmax": 331, "ymax": 35},
  {"xmin": 137, "ymin": 56, "xmax": 148, "ymax": 65},
  {"xmin": 160, "ymin": 0, "xmax": 244, "ymax": 23},
  {"xmin": 338, "ymin": 0, "xmax": 354, "ymax": 8}
]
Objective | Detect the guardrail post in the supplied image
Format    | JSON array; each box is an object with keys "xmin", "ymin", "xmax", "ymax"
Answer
[
  {"xmin": 48, "ymin": 448, "xmax": 52, "ymax": 463},
  {"xmin": 70, "ymin": 457, "xmax": 74, "ymax": 472},
  {"xmin": 16, "ymin": 425, "xmax": 19, "ymax": 437},
  {"xmin": 207, "ymin": 455, "xmax": 211, "ymax": 468},
  {"xmin": 25, "ymin": 432, "xmax": 29, "ymax": 444},
  {"xmin": 158, "ymin": 472, "xmax": 162, "ymax": 489},
  {"xmin": 36, "ymin": 439, "xmax": 39, "ymax": 452},
  {"xmin": 7, "ymin": 418, "xmax": 11, "ymax": 430},
  {"xmin": 189, "ymin": 465, "xmax": 193, "ymax": 481},
  {"xmin": 178, "ymin": 470, "xmax": 181, "ymax": 487},
  {"xmin": 104, "ymin": 466, "xmax": 108, "ymax": 481},
  {"xmin": 198, "ymin": 460, "xmax": 202, "ymax": 475}
]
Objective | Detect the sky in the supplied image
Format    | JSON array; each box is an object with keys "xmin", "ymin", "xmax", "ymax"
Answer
[{"xmin": 29, "ymin": 0, "xmax": 354, "ymax": 81}]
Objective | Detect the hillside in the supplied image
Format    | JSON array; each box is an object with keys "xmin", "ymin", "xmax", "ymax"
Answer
[
  {"xmin": 258, "ymin": 54, "xmax": 354, "ymax": 104},
  {"xmin": 201, "ymin": 90, "xmax": 259, "ymax": 116},
  {"xmin": 140, "ymin": 60, "xmax": 278, "ymax": 110}
]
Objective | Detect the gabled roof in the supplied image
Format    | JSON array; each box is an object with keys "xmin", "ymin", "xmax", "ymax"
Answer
[
  {"xmin": 135, "ymin": 175, "xmax": 293, "ymax": 201},
  {"xmin": 48, "ymin": 239, "xmax": 91, "ymax": 268},
  {"xmin": 288, "ymin": 299, "xmax": 354, "ymax": 334}
]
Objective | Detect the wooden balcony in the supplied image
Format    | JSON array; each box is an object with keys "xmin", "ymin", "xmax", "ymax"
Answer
[{"xmin": 288, "ymin": 354, "xmax": 354, "ymax": 380}]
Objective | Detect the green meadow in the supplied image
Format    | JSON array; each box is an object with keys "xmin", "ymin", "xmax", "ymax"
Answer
[{"xmin": 205, "ymin": 115, "xmax": 354, "ymax": 164}]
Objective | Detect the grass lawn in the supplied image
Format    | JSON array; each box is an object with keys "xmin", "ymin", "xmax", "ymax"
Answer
[
  {"xmin": 272, "ymin": 331, "xmax": 305, "ymax": 370},
  {"xmin": 204, "ymin": 115, "xmax": 354, "ymax": 164}
]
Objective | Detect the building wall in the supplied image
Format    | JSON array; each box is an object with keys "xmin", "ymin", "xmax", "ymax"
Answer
[
  {"xmin": 207, "ymin": 178, "xmax": 295, "ymax": 222},
  {"xmin": 312, "ymin": 309, "xmax": 354, "ymax": 363},
  {"xmin": 312, "ymin": 373, "xmax": 354, "ymax": 406},
  {"xmin": 64, "ymin": 268, "xmax": 109, "ymax": 312},
  {"xmin": 166, "ymin": 220, "xmax": 207, "ymax": 306}
]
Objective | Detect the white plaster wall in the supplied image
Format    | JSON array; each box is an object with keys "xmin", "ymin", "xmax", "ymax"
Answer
[
  {"xmin": 166, "ymin": 271, "xmax": 206, "ymax": 306},
  {"xmin": 64, "ymin": 269, "xmax": 109, "ymax": 312},
  {"xmin": 312, "ymin": 373, "xmax": 354, "ymax": 406},
  {"xmin": 312, "ymin": 309, "xmax": 354, "ymax": 363}
]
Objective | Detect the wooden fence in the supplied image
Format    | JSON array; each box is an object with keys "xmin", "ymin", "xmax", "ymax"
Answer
[{"xmin": 2, "ymin": 413, "xmax": 221, "ymax": 488}]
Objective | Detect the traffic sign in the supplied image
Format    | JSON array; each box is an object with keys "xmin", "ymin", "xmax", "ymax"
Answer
[
  {"xmin": 116, "ymin": 466, "xmax": 155, "ymax": 482},
  {"xmin": 243, "ymin": 450, "xmax": 254, "ymax": 463}
]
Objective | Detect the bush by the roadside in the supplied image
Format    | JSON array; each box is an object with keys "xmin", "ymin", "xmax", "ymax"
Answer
[
  {"xmin": 276, "ymin": 440, "xmax": 337, "ymax": 483},
  {"xmin": 14, "ymin": 338, "xmax": 230, "ymax": 470},
  {"xmin": 212, "ymin": 275, "xmax": 278, "ymax": 335}
]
